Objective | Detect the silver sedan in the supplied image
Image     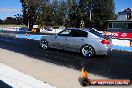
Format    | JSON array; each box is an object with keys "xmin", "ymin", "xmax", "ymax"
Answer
[{"xmin": 40, "ymin": 28, "xmax": 112, "ymax": 57}]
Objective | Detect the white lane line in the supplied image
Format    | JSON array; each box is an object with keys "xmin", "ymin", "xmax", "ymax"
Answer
[{"xmin": 0, "ymin": 63, "xmax": 56, "ymax": 88}]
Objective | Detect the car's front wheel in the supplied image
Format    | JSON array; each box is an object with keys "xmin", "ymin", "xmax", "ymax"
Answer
[
  {"xmin": 41, "ymin": 39, "xmax": 49, "ymax": 50},
  {"xmin": 81, "ymin": 45, "xmax": 95, "ymax": 57}
]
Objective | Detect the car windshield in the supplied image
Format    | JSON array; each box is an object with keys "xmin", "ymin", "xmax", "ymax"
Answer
[{"xmin": 89, "ymin": 29, "xmax": 104, "ymax": 38}]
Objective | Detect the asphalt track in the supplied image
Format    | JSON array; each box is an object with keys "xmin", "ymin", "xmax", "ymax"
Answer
[
  {"xmin": 0, "ymin": 80, "xmax": 12, "ymax": 88},
  {"xmin": 0, "ymin": 34, "xmax": 132, "ymax": 81}
]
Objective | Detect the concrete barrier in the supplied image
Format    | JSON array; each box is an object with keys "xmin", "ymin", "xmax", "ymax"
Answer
[{"xmin": 112, "ymin": 39, "xmax": 130, "ymax": 47}]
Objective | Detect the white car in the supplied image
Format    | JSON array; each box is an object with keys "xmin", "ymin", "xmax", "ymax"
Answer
[{"xmin": 40, "ymin": 28, "xmax": 112, "ymax": 57}]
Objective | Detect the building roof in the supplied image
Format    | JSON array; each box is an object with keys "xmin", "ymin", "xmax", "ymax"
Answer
[
  {"xmin": 118, "ymin": 8, "xmax": 132, "ymax": 15},
  {"xmin": 123, "ymin": 8, "xmax": 132, "ymax": 12}
]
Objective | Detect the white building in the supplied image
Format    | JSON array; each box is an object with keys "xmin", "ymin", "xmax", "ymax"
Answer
[
  {"xmin": 108, "ymin": 8, "xmax": 132, "ymax": 31},
  {"xmin": 117, "ymin": 8, "xmax": 132, "ymax": 21}
]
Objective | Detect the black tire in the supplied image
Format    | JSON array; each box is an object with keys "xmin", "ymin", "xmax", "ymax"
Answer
[
  {"xmin": 81, "ymin": 45, "xmax": 95, "ymax": 57},
  {"xmin": 40, "ymin": 39, "xmax": 49, "ymax": 50}
]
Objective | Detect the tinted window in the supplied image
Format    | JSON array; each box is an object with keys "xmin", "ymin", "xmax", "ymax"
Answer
[
  {"xmin": 108, "ymin": 23, "xmax": 112, "ymax": 28},
  {"xmin": 58, "ymin": 29, "xmax": 71, "ymax": 36},
  {"xmin": 89, "ymin": 29, "xmax": 104, "ymax": 38},
  {"xmin": 70, "ymin": 30, "xmax": 87, "ymax": 37},
  {"xmin": 82, "ymin": 31, "xmax": 88, "ymax": 37}
]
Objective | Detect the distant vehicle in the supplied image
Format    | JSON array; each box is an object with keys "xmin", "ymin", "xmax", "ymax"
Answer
[
  {"xmin": 32, "ymin": 25, "xmax": 40, "ymax": 33},
  {"xmin": 19, "ymin": 27, "xmax": 29, "ymax": 31},
  {"xmin": 3, "ymin": 27, "xmax": 20, "ymax": 31},
  {"xmin": 40, "ymin": 26, "xmax": 64, "ymax": 34},
  {"xmin": 40, "ymin": 28, "xmax": 112, "ymax": 57}
]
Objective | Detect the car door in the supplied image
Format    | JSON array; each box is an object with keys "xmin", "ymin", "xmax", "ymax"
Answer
[
  {"xmin": 53, "ymin": 29, "xmax": 72, "ymax": 49},
  {"xmin": 65, "ymin": 30, "xmax": 88, "ymax": 52}
]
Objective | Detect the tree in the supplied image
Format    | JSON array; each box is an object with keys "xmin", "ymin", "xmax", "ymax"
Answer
[
  {"xmin": 20, "ymin": 0, "xmax": 28, "ymax": 26},
  {"xmin": 0, "ymin": 19, "xmax": 3, "ymax": 24},
  {"xmin": 76, "ymin": 0, "xmax": 116, "ymax": 29},
  {"xmin": 65, "ymin": 0, "xmax": 80, "ymax": 27},
  {"xmin": 3, "ymin": 17, "xmax": 17, "ymax": 24},
  {"xmin": 20, "ymin": 0, "xmax": 116, "ymax": 30},
  {"xmin": 14, "ymin": 14, "xmax": 23, "ymax": 25},
  {"xmin": 92, "ymin": 0, "xmax": 116, "ymax": 29}
]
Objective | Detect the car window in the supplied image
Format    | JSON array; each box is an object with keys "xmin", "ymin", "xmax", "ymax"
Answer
[
  {"xmin": 89, "ymin": 29, "xmax": 104, "ymax": 38},
  {"xmin": 58, "ymin": 29, "xmax": 71, "ymax": 36},
  {"xmin": 70, "ymin": 30, "xmax": 87, "ymax": 37},
  {"xmin": 80, "ymin": 30, "xmax": 88, "ymax": 37}
]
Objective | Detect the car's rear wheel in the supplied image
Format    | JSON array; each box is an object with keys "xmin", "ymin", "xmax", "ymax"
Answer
[
  {"xmin": 41, "ymin": 39, "xmax": 49, "ymax": 49},
  {"xmin": 81, "ymin": 45, "xmax": 95, "ymax": 57}
]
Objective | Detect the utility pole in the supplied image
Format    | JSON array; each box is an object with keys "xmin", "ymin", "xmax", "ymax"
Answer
[
  {"xmin": 89, "ymin": 0, "xmax": 92, "ymax": 22},
  {"xmin": 28, "ymin": 19, "xmax": 29, "ymax": 28},
  {"xmin": 90, "ymin": 9, "xmax": 92, "ymax": 22}
]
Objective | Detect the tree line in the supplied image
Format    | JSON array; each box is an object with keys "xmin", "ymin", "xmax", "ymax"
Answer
[
  {"xmin": 20, "ymin": 0, "xmax": 116, "ymax": 30},
  {"xmin": 0, "ymin": 14, "xmax": 23, "ymax": 25}
]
